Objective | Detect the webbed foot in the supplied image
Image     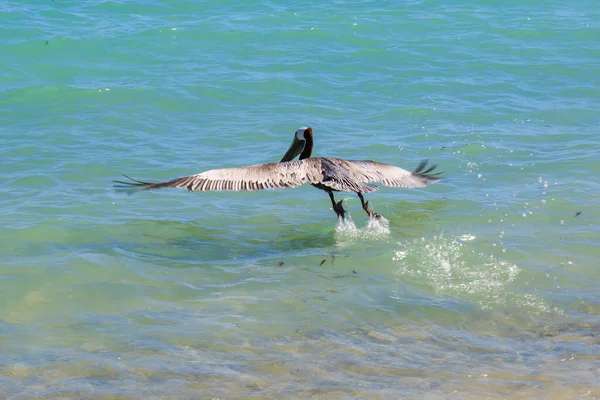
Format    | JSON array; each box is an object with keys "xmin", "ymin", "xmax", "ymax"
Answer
[
  {"xmin": 363, "ymin": 200, "xmax": 381, "ymax": 219},
  {"xmin": 333, "ymin": 200, "xmax": 346, "ymax": 219}
]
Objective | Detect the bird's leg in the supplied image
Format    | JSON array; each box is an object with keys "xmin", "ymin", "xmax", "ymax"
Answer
[
  {"xmin": 357, "ymin": 193, "xmax": 380, "ymax": 219},
  {"xmin": 328, "ymin": 191, "xmax": 345, "ymax": 219}
]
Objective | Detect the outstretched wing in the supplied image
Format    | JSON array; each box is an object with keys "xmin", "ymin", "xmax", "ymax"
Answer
[
  {"xmin": 344, "ymin": 159, "xmax": 442, "ymax": 188},
  {"xmin": 114, "ymin": 160, "xmax": 323, "ymax": 193}
]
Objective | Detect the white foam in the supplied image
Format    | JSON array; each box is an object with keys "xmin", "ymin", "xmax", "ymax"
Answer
[
  {"xmin": 334, "ymin": 215, "xmax": 359, "ymax": 235},
  {"xmin": 334, "ymin": 215, "xmax": 390, "ymax": 243},
  {"xmin": 458, "ymin": 233, "xmax": 476, "ymax": 242},
  {"xmin": 393, "ymin": 234, "xmax": 561, "ymax": 314}
]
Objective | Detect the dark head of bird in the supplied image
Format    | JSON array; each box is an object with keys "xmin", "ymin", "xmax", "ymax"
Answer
[{"xmin": 280, "ymin": 127, "xmax": 313, "ymax": 162}]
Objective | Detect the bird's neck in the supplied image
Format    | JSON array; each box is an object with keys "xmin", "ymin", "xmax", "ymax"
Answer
[{"xmin": 299, "ymin": 134, "xmax": 313, "ymax": 160}]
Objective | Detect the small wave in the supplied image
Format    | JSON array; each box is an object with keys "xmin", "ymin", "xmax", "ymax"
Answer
[{"xmin": 333, "ymin": 215, "xmax": 390, "ymax": 242}]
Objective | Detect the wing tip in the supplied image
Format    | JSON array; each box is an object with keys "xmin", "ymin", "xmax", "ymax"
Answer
[
  {"xmin": 113, "ymin": 174, "xmax": 157, "ymax": 193},
  {"xmin": 412, "ymin": 160, "xmax": 443, "ymax": 185}
]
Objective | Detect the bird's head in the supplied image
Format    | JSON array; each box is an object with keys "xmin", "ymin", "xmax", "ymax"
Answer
[{"xmin": 280, "ymin": 127, "xmax": 313, "ymax": 162}]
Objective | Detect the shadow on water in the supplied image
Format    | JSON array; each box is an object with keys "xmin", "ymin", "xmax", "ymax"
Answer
[
  {"xmin": 109, "ymin": 199, "xmax": 447, "ymax": 267},
  {"xmin": 111, "ymin": 218, "xmax": 339, "ymax": 266}
]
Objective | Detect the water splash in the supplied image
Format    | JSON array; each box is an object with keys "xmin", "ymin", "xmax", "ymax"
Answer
[
  {"xmin": 393, "ymin": 235, "xmax": 561, "ymax": 314},
  {"xmin": 333, "ymin": 215, "xmax": 390, "ymax": 242}
]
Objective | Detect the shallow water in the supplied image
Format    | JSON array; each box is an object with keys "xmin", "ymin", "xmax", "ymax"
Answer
[{"xmin": 1, "ymin": 0, "xmax": 599, "ymax": 398}]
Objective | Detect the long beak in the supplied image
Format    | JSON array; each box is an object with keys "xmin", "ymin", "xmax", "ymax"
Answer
[{"xmin": 280, "ymin": 137, "xmax": 304, "ymax": 162}]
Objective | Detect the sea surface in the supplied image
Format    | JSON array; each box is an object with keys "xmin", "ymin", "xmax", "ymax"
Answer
[{"xmin": 1, "ymin": 0, "xmax": 599, "ymax": 398}]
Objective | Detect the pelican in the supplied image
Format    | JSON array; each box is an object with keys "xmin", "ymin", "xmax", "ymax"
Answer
[{"xmin": 114, "ymin": 127, "xmax": 442, "ymax": 220}]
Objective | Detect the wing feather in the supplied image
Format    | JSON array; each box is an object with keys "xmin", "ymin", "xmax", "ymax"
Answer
[
  {"xmin": 344, "ymin": 159, "xmax": 442, "ymax": 188},
  {"xmin": 113, "ymin": 160, "xmax": 322, "ymax": 193},
  {"xmin": 114, "ymin": 158, "xmax": 441, "ymax": 194}
]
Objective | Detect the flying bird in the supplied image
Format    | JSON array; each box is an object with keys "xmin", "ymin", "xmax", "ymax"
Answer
[{"xmin": 114, "ymin": 127, "xmax": 442, "ymax": 220}]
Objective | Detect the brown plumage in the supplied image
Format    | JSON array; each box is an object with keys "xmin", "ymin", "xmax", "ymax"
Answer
[{"xmin": 114, "ymin": 127, "xmax": 442, "ymax": 219}]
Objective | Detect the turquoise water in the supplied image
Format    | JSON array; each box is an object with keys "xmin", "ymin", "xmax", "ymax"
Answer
[{"xmin": 2, "ymin": 0, "xmax": 599, "ymax": 398}]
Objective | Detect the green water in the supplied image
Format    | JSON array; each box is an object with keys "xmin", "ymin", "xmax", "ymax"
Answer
[{"xmin": 1, "ymin": 0, "xmax": 599, "ymax": 398}]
